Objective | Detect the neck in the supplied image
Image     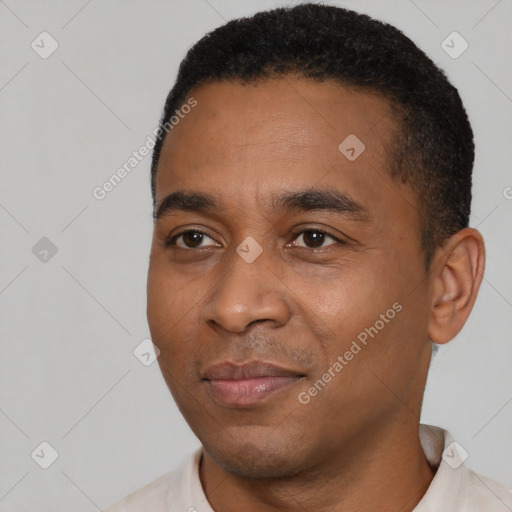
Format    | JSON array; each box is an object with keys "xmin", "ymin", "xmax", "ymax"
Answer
[{"xmin": 199, "ymin": 420, "xmax": 436, "ymax": 512}]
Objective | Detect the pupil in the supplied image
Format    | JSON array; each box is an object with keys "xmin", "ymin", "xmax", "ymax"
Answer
[
  {"xmin": 304, "ymin": 231, "xmax": 324, "ymax": 248},
  {"xmin": 184, "ymin": 231, "xmax": 202, "ymax": 247}
]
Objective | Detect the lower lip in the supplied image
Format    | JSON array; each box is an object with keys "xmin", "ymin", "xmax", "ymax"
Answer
[{"xmin": 206, "ymin": 376, "xmax": 302, "ymax": 406}]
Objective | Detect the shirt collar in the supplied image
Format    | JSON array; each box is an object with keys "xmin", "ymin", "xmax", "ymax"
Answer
[{"xmin": 413, "ymin": 424, "xmax": 465, "ymax": 511}]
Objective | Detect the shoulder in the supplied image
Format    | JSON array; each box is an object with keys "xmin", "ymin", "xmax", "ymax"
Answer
[
  {"xmin": 463, "ymin": 468, "xmax": 512, "ymax": 511},
  {"xmin": 103, "ymin": 470, "xmax": 177, "ymax": 512},
  {"xmin": 103, "ymin": 450, "xmax": 202, "ymax": 512},
  {"xmin": 417, "ymin": 424, "xmax": 512, "ymax": 512}
]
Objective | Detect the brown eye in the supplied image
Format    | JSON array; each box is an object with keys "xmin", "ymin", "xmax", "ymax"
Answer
[
  {"xmin": 166, "ymin": 230, "xmax": 218, "ymax": 249},
  {"xmin": 291, "ymin": 229, "xmax": 340, "ymax": 249}
]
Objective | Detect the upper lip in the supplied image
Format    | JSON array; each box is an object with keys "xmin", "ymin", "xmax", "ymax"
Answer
[{"xmin": 202, "ymin": 360, "xmax": 305, "ymax": 381}]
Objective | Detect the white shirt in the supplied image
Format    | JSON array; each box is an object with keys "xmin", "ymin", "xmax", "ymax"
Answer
[{"xmin": 105, "ymin": 424, "xmax": 512, "ymax": 511}]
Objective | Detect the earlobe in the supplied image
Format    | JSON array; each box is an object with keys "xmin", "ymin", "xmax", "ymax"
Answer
[{"xmin": 428, "ymin": 228, "xmax": 485, "ymax": 344}]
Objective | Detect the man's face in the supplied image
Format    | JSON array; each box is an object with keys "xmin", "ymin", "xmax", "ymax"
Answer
[{"xmin": 147, "ymin": 77, "xmax": 433, "ymax": 478}]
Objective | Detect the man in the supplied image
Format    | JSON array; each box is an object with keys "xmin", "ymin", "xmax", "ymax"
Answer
[{"xmin": 106, "ymin": 3, "xmax": 511, "ymax": 511}]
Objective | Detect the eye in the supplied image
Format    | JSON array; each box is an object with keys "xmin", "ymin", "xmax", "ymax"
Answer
[
  {"xmin": 290, "ymin": 229, "xmax": 343, "ymax": 249},
  {"xmin": 164, "ymin": 228, "xmax": 344, "ymax": 251},
  {"xmin": 165, "ymin": 230, "xmax": 219, "ymax": 249}
]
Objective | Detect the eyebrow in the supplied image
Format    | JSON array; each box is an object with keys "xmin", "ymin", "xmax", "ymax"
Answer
[{"xmin": 154, "ymin": 188, "xmax": 369, "ymax": 221}]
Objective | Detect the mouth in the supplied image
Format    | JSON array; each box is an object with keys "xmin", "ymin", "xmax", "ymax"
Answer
[{"xmin": 202, "ymin": 360, "xmax": 306, "ymax": 406}]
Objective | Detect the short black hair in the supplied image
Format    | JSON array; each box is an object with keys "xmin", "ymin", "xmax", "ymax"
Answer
[{"xmin": 150, "ymin": 2, "xmax": 474, "ymax": 269}]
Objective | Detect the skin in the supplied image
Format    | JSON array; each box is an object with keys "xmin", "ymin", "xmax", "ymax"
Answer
[{"xmin": 146, "ymin": 77, "xmax": 485, "ymax": 511}]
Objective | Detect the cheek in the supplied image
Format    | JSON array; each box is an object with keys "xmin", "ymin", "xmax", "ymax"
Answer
[
  {"xmin": 147, "ymin": 263, "xmax": 201, "ymax": 399},
  {"xmin": 146, "ymin": 258, "xmax": 198, "ymax": 349},
  {"xmin": 295, "ymin": 255, "xmax": 423, "ymax": 400},
  {"xmin": 293, "ymin": 262, "xmax": 393, "ymax": 344}
]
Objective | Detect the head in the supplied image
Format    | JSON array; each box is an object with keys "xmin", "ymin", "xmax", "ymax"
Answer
[
  {"xmin": 146, "ymin": 3, "xmax": 484, "ymax": 479},
  {"xmin": 150, "ymin": 3, "xmax": 475, "ymax": 269}
]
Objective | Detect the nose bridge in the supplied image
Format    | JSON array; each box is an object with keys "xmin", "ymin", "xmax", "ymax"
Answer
[{"xmin": 203, "ymin": 242, "xmax": 291, "ymax": 333}]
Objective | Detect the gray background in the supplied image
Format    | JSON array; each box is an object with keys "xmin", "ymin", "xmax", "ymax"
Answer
[{"xmin": 0, "ymin": 0, "xmax": 511, "ymax": 510}]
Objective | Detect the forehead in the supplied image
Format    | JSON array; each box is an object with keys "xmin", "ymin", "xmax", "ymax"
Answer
[
  {"xmin": 155, "ymin": 77, "xmax": 407, "ymax": 217},
  {"xmin": 161, "ymin": 77, "xmax": 395, "ymax": 152}
]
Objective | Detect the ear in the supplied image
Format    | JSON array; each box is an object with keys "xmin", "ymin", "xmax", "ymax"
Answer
[{"xmin": 428, "ymin": 228, "xmax": 485, "ymax": 344}]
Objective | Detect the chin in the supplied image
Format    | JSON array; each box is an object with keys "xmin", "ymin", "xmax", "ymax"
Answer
[{"xmin": 203, "ymin": 428, "xmax": 308, "ymax": 480}]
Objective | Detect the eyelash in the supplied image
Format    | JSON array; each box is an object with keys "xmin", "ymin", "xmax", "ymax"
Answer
[{"xmin": 163, "ymin": 227, "xmax": 345, "ymax": 250}]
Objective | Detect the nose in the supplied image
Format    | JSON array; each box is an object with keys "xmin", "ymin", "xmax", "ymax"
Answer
[{"xmin": 202, "ymin": 248, "xmax": 292, "ymax": 333}]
